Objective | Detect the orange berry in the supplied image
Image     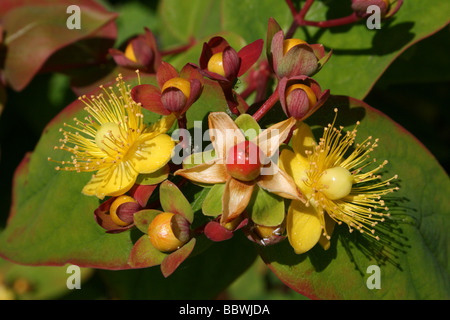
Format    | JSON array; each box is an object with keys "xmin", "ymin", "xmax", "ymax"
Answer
[{"xmin": 148, "ymin": 212, "xmax": 187, "ymax": 252}]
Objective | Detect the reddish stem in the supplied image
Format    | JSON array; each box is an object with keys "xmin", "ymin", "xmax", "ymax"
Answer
[
  {"xmin": 177, "ymin": 114, "xmax": 191, "ymax": 156},
  {"xmin": 252, "ymin": 85, "xmax": 280, "ymax": 122},
  {"xmin": 285, "ymin": 0, "xmax": 361, "ymax": 37},
  {"xmin": 285, "ymin": 0, "xmax": 315, "ymax": 38},
  {"xmin": 302, "ymin": 13, "xmax": 360, "ymax": 28}
]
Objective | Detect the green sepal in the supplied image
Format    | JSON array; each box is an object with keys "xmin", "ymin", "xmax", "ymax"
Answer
[
  {"xmin": 135, "ymin": 165, "xmax": 170, "ymax": 186},
  {"xmin": 127, "ymin": 235, "xmax": 168, "ymax": 268},
  {"xmin": 235, "ymin": 113, "xmax": 261, "ymax": 140},
  {"xmin": 202, "ymin": 183, "xmax": 226, "ymax": 217},
  {"xmin": 247, "ymin": 186, "xmax": 285, "ymax": 227},
  {"xmin": 160, "ymin": 180, "xmax": 194, "ymax": 223},
  {"xmin": 133, "ymin": 209, "xmax": 163, "ymax": 234}
]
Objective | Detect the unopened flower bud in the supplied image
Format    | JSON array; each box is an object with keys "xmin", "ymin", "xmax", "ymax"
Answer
[
  {"xmin": 109, "ymin": 195, "xmax": 138, "ymax": 227},
  {"xmin": 279, "ymin": 76, "xmax": 329, "ymax": 121},
  {"xmin": 285, "ymin": 83, "xmax": 318, "ymax": 118},
  {"xmin": 161, "ymin": 77, "xmax": 192, "ymax": 113},
  {"xmin": 283, "ymin": 38, "xmax": 307, "ymax": 56},
  {"xmin": 207, "ymin": 52, "xmax": 226, "ymax": 77}
]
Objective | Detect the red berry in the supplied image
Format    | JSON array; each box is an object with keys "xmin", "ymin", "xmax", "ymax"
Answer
[{"xmin": 226, "ymin": 141, "xmax": 264, "ymax": 182}]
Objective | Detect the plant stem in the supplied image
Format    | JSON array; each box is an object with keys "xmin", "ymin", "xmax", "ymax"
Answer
[
  {"xmin": 302, "ymin": 13, "xmax": 360, "ymax": 28},
  {"xmin": 252, "ymin": 85, "xmax": 279, "ymax": 122}
]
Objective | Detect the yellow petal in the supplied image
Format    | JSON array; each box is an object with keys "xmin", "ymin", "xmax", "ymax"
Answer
[
  {"xmin": 287, "ymin": 200, "xmax": 322, "ymax": 254},
  {"xmin": 221, "ymin": 178, "xmax": 254, "ymax": 224},
  {"xmin": 318, "ymin": 213, "xmax": 336, "ymax": 250},
  {"xmin": 130, "ymin": 133, "xmax": 175, "ymax": 174},
  {"xmin": 252, "ymin": 117, "xmax": 296, "ymax": 158},
  {"xmin": 257, "ymin": 162, "xmax": 304, "ymax": 201},
  {"xmin": 174, "ymin": 158, "xmax": 228, "ymax": 184},
  {"xmin": 145, "ymin": 113, "xmax": 177, "ymax": 136},
  {"xmin": 208, "ymin": 112, "xmax": 245, "ymax": 159},
  {"xmin": 279, "ymin": 149, "xmax": 310, "ymax": 193},
  {"xmin": 291, "ymin": 121, "xmax": 315, "ymax": 158},
  {"xmin": 82, "ymin": 163, "xmax": 138, "ymax": 200}
]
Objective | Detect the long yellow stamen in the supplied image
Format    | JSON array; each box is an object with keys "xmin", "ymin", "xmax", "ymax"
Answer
[
  {"xmin": 303, "ymin": 109, "xmax": 399, "ymax": 240},
  {"xmin": 48, "ymin": 74, "xmax": 145, "ymax": 173}
]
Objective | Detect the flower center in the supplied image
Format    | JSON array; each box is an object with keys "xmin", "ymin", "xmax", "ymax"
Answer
[
  {"xmin": 207, "ymin": 52, "xmax": 225, "ymax": 77},
  {"xmin": 95, "ymin": 122, "xmax": 125, "ymax": 152},
  {"xmin": 318, "ymin": 166, "xmax": 353, "ymax": 200},
  {"xmin": 226, "ymin": 141, "xmax": 263, "ymax": 182}
]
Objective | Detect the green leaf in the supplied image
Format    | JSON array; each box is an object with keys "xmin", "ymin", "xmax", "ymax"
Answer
[
  {"xmin": 258, "ymin": 96, "xmax": 450, "ymax": 299},
  {"xmin": 247, "ymin": 186, "xmax": 285, "ymax": 227},
  {"xmin": 158, "ymin": 0, "xmax": 450, "ymax": 99},
  {"xmin": 159, "ymin": 180, "xmax": 194, "ymax": 223},
  {"xmin": 202, "ymin": 183, "xmax": 225, "ymax": 217}
]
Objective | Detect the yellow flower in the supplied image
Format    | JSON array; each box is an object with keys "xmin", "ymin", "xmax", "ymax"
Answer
[
  {"xmin": 279, "ymin": 109, "xmax": 399, "ymax": 254},
  {"xmin": 175, "ymin": 112, "xmax": 304, "ymax": 225},
  {"xmin": 49, "ymin": 74, "xmax": 176, "ymax": 199}
]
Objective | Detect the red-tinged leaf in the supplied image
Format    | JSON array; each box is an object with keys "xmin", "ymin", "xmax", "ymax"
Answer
[
  {"xmin": 182, "ymin": 78, "xmax": 203, "ymax": 114},
  {"xmin": 161, "ymin": 238, "xmax": 196, "ymax": 278},
  {"xmin": 206, "ymin": 36, "xmax": 231, "ymax": 55},
  {"xmin": 270, "ymin": 31, "xmax": 284, "ymax": 74},
  {"xmin": 180, "ymin": 63, "xmax": 204, "ymax": 83},
  {"xmin": 204, "ymin": 221, "xmax": 234, "ymax": 242},
  {"xmin": 2, "ymin": 2, "xmax": 118, "ymax": 91},
  {"xmin": 130, "ymin": 84, "xmax": 170, "ymax": 115},
  {"xmin": 133, "ymin": 209, "xmax": 162, "ymax": 234},
  {"xmin": 156, "ymin": 61, "xmax": 179, "ymax": 89},
  {"xmin": 41, "ymin": 21, "xmax": 117, "ymax": 74},
  {"xmin": 237, "ymin": 39, "xmax": 264, "ymax": 77},
  {"xmin": 266, "ymin": 17, "xmax": 282, "ymax": 62},
  {"xmin": 128, "ymin": 235, "xmax": 167, "ymax": 269},
  {"xmin": 129, "ymin": 184, "xmax": 158, "ymax": 208},
  {"xmin": 159, "ymin": 181, "xmax": 194, "ymax": 223},
  {"xmin": 222, "ymin": 46, "xmax": 240, "ymax": 80}
]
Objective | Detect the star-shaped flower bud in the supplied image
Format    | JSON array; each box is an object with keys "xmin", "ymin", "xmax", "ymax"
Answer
[
  {"xmin": 131, "ymin": 62, "xmax": 203, "ymax": 118},
  {"xmin": 198, "ymin": 36, "xmax": 264, "ymax": 85},
  {"xmin": 109, "ymin": 28, "xmax": 161, "ymax": 74},
  {"xmin": 266, "ymin": 18, "xmax": 332, "ymax": 79}
]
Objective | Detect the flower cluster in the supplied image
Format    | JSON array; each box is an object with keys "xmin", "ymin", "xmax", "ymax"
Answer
[{"xmin": 50, "ymin": 16, "xmax": 399, "ymax": 276}]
